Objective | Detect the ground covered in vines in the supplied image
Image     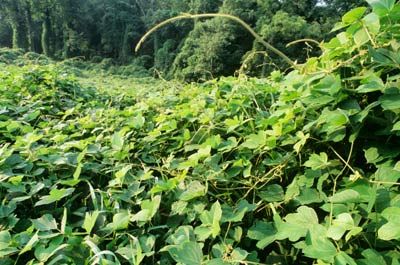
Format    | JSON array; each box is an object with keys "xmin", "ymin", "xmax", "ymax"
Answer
[{"xmin": 1, "ymin": 1, "xmax": 400, "ymax": 264}]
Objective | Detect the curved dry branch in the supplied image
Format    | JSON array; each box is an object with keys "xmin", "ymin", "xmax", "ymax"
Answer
[
  {"xmin": 135, "ymin": 13, "xmax": 296, "ymax": 68},
  {"xmin": 286, "ymin": 38, "xmax": 321, "ymax": 48}
]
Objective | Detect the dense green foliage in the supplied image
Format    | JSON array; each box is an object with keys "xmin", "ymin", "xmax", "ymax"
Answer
[
  {"xmin": 1, "ymin": 1, "xmax": 400, "ymax": 264},
  {"xmin": 0, "ymin": 0, "xmax": 364, "ymax": 80}
]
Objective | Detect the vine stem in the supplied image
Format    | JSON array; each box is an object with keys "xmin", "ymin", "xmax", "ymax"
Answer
[
  {"xmin": 286, "ymin": 38, "xmax": 321, "ymax": 48},
  {"xmin": 135, "ymin": 13, "xmax": 297, "ymax": 68}
]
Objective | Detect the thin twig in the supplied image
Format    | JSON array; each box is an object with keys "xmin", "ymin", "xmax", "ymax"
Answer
[{"xmin": 286, "ymin": 38, "xmax": 321, "ymax": 48}]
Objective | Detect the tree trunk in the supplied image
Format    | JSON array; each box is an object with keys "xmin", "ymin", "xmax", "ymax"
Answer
[
  {"xmin": 25, "ymin": 2, "xmax": 35, "ymax": 51},
  {"xmin": 120, "ymin": 25, "xmax": 130, "ymax": 63},
  {"xmin": 10, "ymin": 2, "xmax": 29, "ymax": 50},
  {"xmin": 41, "ymin": 10, "xmax": 53, "ymax": 57}
]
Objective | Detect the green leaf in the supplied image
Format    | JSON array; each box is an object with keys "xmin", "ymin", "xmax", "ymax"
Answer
[
  {"xmin": 247, "ymin": 221, "xmax": 276, "ymax": 249},
  {"xmin": 34, "ymin": 236, "xmax": 68, "ymax": 262},
  {"xmin": 230, "ymin": 248, "xmax": 248, "ymax": 261},
  {"xmin": 300, "ymin": 226, "xmax": 337, "ymax": 262},
  {"xmin": 115, "ymin": 165, "xmax": 132, "ymax": 185},
  {"xmin": 32, "ymin": 214, "xmax": 58, "ymax": 231},
  {"xmin": 241, "ymin": 131, "xmax": 267, "ymax": 149},
  {"xmin": 0, "ymin": 230, "xmax": 18, "ymax": 257},
  {"xmin": 327, "ymin": 213, "xmax": 355, "ymax": 241},
  {"xmin": 131, "ymin": 114, "xmax": 145, "ymax": 129},
  {"xmin": 35, "ymin": 188, "xmax": 75, "ymax": 206},
  {"xmin": 335, "ymin": 251, "xmax": 357, "ymax": 265},
  {"xmin": 304, "ymin": 153, "xmax": 331, "ymax": 170},
  {"xmin": 0, "ymin": 231, "xmax": 11, "ymax": 250},
  {"xmin": 73, "ymin": 163, "xmax": 82, "ymax": 180},
  {"xmin": 275, "ymin": 206, "xmax": 319, "ymax": 241},
  {"xmin": 179, "ymin": 181, "xmax": 206, "ymax": 201},
  {"xmin": 221, "ymin": 200, "xmax": 256, "ymax": 223},
  {"xmin": 19, "ymin": 231, "xmax": 39, "ymax": 255},
  {"xmin": 196, "ymin": 201, "xmax": 222, "ymax": 240},
  {"xmin": 356, "ymin": 74, "xmax": 384, "ymax": 93},
  {"xmin": 329, "ymin": 189, "xmax": 361, "ymax": 203},
  {"xmin": 294, "ymin": 132, "xmax": 310, "ymax": 154},
  {"xmin": 374, "ymin": 162, "xmax": 400, "ymax": 184},
  {"xmin": 363, "ymin": 13, "xmax": 380, "ymax": 35},
  {"xmin": 392, "ymin": 121, "xmax": 400, "ymax": 131},
  {"xmin": 378, "ymin": 207, "xmax": 400, "ymax": 240},
  {"xmin": 354, "ymin": 28, "xmax": 370, "ymax": 47},
  {"xmin": 342, "ymin": 7, "xmax": 367, "ymax": 24},
  {"xmin": 258, "ymin": 184, "xmax": 284, "ymax": 202},
  {"xmin": 132, "ymin": 195, "xmax": 161, "ymax": 225},
  {"xmin": 302, "ymin": 237, "xmax": 337, "ymax": 262},
  {"xmin": 167, "ymin": 241, "xmax": 203, "ymax": 265},
  {"xmin": 379, "ymin": 94, "xmax": 400, "ymax": 110},
  {"xmin": 360, "ymin": 249, "xmax": 387, "ymax": 265},
  {"xmin": 82, "ymin": 211, "xmax": 100, "ymax": 234},
  {"xmin": 111, "ymin": 131, "xmax": 124, "ymax": 151},
  {"xmin": 367, "ymin": 0, "xmax": 396, "ymax": 16},
  {"xmin": 110, "ymin": 211, "xmax": 130, "ymax": 231}
]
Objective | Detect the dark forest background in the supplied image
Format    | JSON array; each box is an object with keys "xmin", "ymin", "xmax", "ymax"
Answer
[{"xmin": 0, "ymin": 0, "xmax": 364, "ymax": 80}]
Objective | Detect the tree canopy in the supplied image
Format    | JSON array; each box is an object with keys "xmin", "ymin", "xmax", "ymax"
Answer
[{"xmin": 0, "ymin": 0, "xmax": 364, "ymax": 80}]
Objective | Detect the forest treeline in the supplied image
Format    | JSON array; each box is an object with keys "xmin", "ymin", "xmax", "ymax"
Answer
[{"xmin": 0, "ymin": 0, "xmax": 363, "ymax": 80}]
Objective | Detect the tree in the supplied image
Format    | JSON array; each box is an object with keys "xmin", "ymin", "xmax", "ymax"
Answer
[
  {"xmin": 170, "ymin": 0, "xmax": 255, "ymax": 81},
  {"xmin": 0, "ymin": 0, "xmax": 30, "ymax": 50}
]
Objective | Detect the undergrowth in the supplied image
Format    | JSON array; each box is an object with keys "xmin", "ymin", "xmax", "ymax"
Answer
[{"xmin": 1, "ymin": 1, "xmax": 400, "ymax": 264}]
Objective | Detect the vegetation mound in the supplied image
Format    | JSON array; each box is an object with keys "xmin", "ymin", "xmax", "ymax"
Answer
[{"xmin": 0, "ymin": 1, "xmax": 400, "ymax": 264}]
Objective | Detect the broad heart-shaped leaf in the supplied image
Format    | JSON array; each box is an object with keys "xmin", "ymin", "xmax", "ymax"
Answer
[
  {"xmin": 363, "ymin": 13, "xmax": 380, "ymax": 35},
  {"xmin": 367, "ymin": 0, "xmax": 396, "ymax": 16},
  {"xmin": 82, "ymin": 211, "xmax": 100, "ymax": 234},
  {"xmin": 32, "ymin": 214, "xmax": 58, "ymax": 231},
  {"xmin": 230, "ymin": 248, "xmax": 248, "ymax": 261},
  {"xmin": 108, "ymin": 211, "xmax": 130, "ymax": 231},
  {"xmin": 247, "ymin": 221, "xmax": 277, "ymax": 249},
  {"xmin": 297, "ymin": 225, "xmax": 337, "ymax": 263},
  {"xmin": 111, "ymin": 131, "xmax": 124, "ymax": 151},
  {"xmin": 19, "ymin": 231, "xmax": 39, "ymax": 255},
  {"xmin": 274, "ymin": 206, "xmax": 319, "ymax": 241},
  {"xmin": 195, "ymin": 201, "xmax": 222, "ymax": 240},
  {"xmin": 34, "ymin": 236, "xmax": 68, "ymax": 262},
  {"xmin": 0, "ymin": 231, "xmax": 11, "ymax": 250},
  {"xmin": 115, "ymin": 164, "xmax": 132, "ymax": 185},
  {"xmin": 258, "ymin": 184, "xmax": 284, "ymax": 202},
  {"xmin": 179, "ymin": 181, "xmax": 206, "ymax": 201},
  {"xmin": 335, "ymin": 251, "xmax": 357, "ymax": 265},
  {"xmin": 301, "ymin": 237, "xmax": 337, "ymax": 262},
  {"xmin": 317, "ymin": 108, "xmax": 348, "ymax": 141},
  {"xmin": 327, "ymin": 213, "xmax": 356, "ymax": 241},
  {"xmin": 304, "ymin": 152, "xmax": 331, "ymax": 170},
  {"xmin": 379, "ymin": 94, "xmax": 400, "ymax": 110},
  {"xmin": 329, "ymin": 189, "xmax": 361, "ymax": 203},
  {"xmin": 311, "ymin": 75, "xmax": 341, "ymax": 96},
  {"xmin": 378, "ymin": 207, "xmax": 400, "ymax": 240},
  {"xmin": 221, "ymin": 200, "xmax": 256, "ymax": 223},
  {"xmin": 0, "ymin": 230, "xmax": 18, "ymax": 257},
  {"xmin": 131, "ymin": 195, "xmax": 161, "ymax": 226},
  {"xmin": 374, "ymin": 162, "xmax": 400, "ymax": 185},
  {"xmin": 167, "ymin": 241, "xmax": 203, "ymax": 265},
  {"xmin": 356, "ymin": 73, "xmax": 384, "ymax": 93},
  {"xmin": 342, "ymin": 7, "xmax": 367, "ymax": 24},
  {"xmin": 166, "ymin": 226, "xmax": 196, "ymax": 245},
  {"xmin": 354, "ymin": 27, "xmax": 370, "ymax": 47},
  {"xmin": 359, "ymin": 249, "xmax": 387, "ymax": 265},
  {"xmin": 35, "ymin": 188, "xmax": 75, "ymax": 206},
  {"xmin": 241, "ymin": 130, "xmax": 267, "ymax": 149}
]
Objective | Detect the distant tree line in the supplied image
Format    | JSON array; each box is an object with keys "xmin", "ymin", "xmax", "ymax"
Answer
[{"xmin": 0, "ymin": 0, "xmax": 364, "ymax": 80}]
